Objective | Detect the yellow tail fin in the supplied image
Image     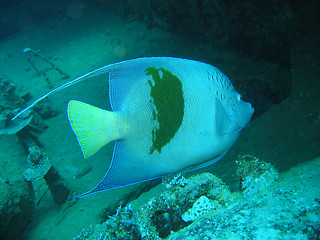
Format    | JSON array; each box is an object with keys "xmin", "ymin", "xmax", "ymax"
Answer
[{"xmin": 67, "ymin": 100, "xmax": 125, "ymax": 158}]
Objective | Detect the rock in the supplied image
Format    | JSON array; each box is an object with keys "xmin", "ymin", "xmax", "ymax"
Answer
[
  {"xmin": 95, "ymin": 0, "xmax": 320, "ymax": 68},
  {"xmin": 33, "ymin": 99, "xmax": 58, "ymax": 120},
  {"xmin": 73, "ymin": 172, "xmax": 232, "ymax": 239},
  {"xmin": 0, "ymin": 159, "xmax": 35, "ymax": 240},
  {"xmin": 72, "ymin": 158, "xmax": 320, "ymax": 239},
  {"xmin": 236, "ymin": 154, "xmax": 279, "ymax": 195}
]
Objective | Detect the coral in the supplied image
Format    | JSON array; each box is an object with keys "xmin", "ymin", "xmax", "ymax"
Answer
[
  {"xmin": 182, "ymin": 195, "xmax": 218, "ymax": 222},
  {"xmin": 236, "ymin": 154, "xmax": 279, "ymax": 195},
  {"xmin": 0, "ymin": 72, "xmax": 50, "ymax": 134},
  {"xmin": 162, "ymin": 173, "xmax": 187, "ymax": 189},
  {"xmin": 73, "ymin": 204, "xmax": 140, "ymax": 240},
  {"xmin": 0, "ymin": 114, "xmax": 33, "ymax": 135},
  {"xmin": 23, "ymin": 146, "xmax": 71, "ymax": 205},
  {"xmin": 73, "ymin": 172, "xmax": 232, "ymax": 239},
  {"xmin": 24, "ymin": 146, "xmax": 51, "ymax": 181},
  {"xmin": 73, "ymin": 157, "xmax": 319, "ymax": 239},
  {"xmin": 138, "ymin": 172, "xmax": 232, "ymax": 238}
]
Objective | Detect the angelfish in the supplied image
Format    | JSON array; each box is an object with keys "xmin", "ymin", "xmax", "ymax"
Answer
[{"xmin": 13, "ymin": 57, "xmax": 254, "ymax": 198}]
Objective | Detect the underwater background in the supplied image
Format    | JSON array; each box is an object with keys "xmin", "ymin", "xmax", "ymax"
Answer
[{"xmin": 0, "ymin": 0, "xmax": 319, "ymax": 239}]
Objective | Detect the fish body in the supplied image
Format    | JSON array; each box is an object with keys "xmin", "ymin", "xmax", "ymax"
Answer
[
  {"xmin": 67, "ymin": 57, "xmax": 254, "ymax": 198},
  {"xmin": 13, "ymin": 57, "xmax": 254, "ymax": 198}
]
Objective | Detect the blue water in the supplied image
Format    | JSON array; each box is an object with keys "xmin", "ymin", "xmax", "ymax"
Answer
[{"xmin": 0, "ymin": 1, "xmax": 319, "ymax": 239}]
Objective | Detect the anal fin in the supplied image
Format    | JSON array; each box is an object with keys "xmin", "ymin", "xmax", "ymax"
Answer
[{"xmin": 75, "ymin": 140, "xmax": 165, "ymax": 198}]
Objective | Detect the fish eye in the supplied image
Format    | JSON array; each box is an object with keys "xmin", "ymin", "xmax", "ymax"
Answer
[{"xmin": 237, "ymin": 94, "xmax": 242, "ymax": 102}]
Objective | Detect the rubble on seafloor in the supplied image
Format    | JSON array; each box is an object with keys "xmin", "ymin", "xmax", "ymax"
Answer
[
  {"xmin": 24, "ymin": 146, "xmax": 71, "ymax": 205},
  {"xmin": 0, "ymin": 158, "xmax": 35, "ymax": 240},
  {"xmin": 0, "ymin": 71, "xmax": 72, "ymax": 239},
  {"xmin": 72, "ymin": 155, "xmax": 320, "ymax": 239},
  {"xmin": 0, "ymin": 71, "xmax": 57, "ymax": 136},
  {"xmin": 23, "ymin": 47, "xmax": 69, "ymax": 89}
]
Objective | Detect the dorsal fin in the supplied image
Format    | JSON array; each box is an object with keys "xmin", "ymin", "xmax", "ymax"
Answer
[
  {"xmin": 107, "ymin": 58, "xmax": 157, "ymax": 111},
  {"xmin": 106, "ymin": 57, "xmax": 190, "ymax": 111},
  {"xmin": 12, "ymin": 57, "xmax": 193, "ymax": 119}
]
